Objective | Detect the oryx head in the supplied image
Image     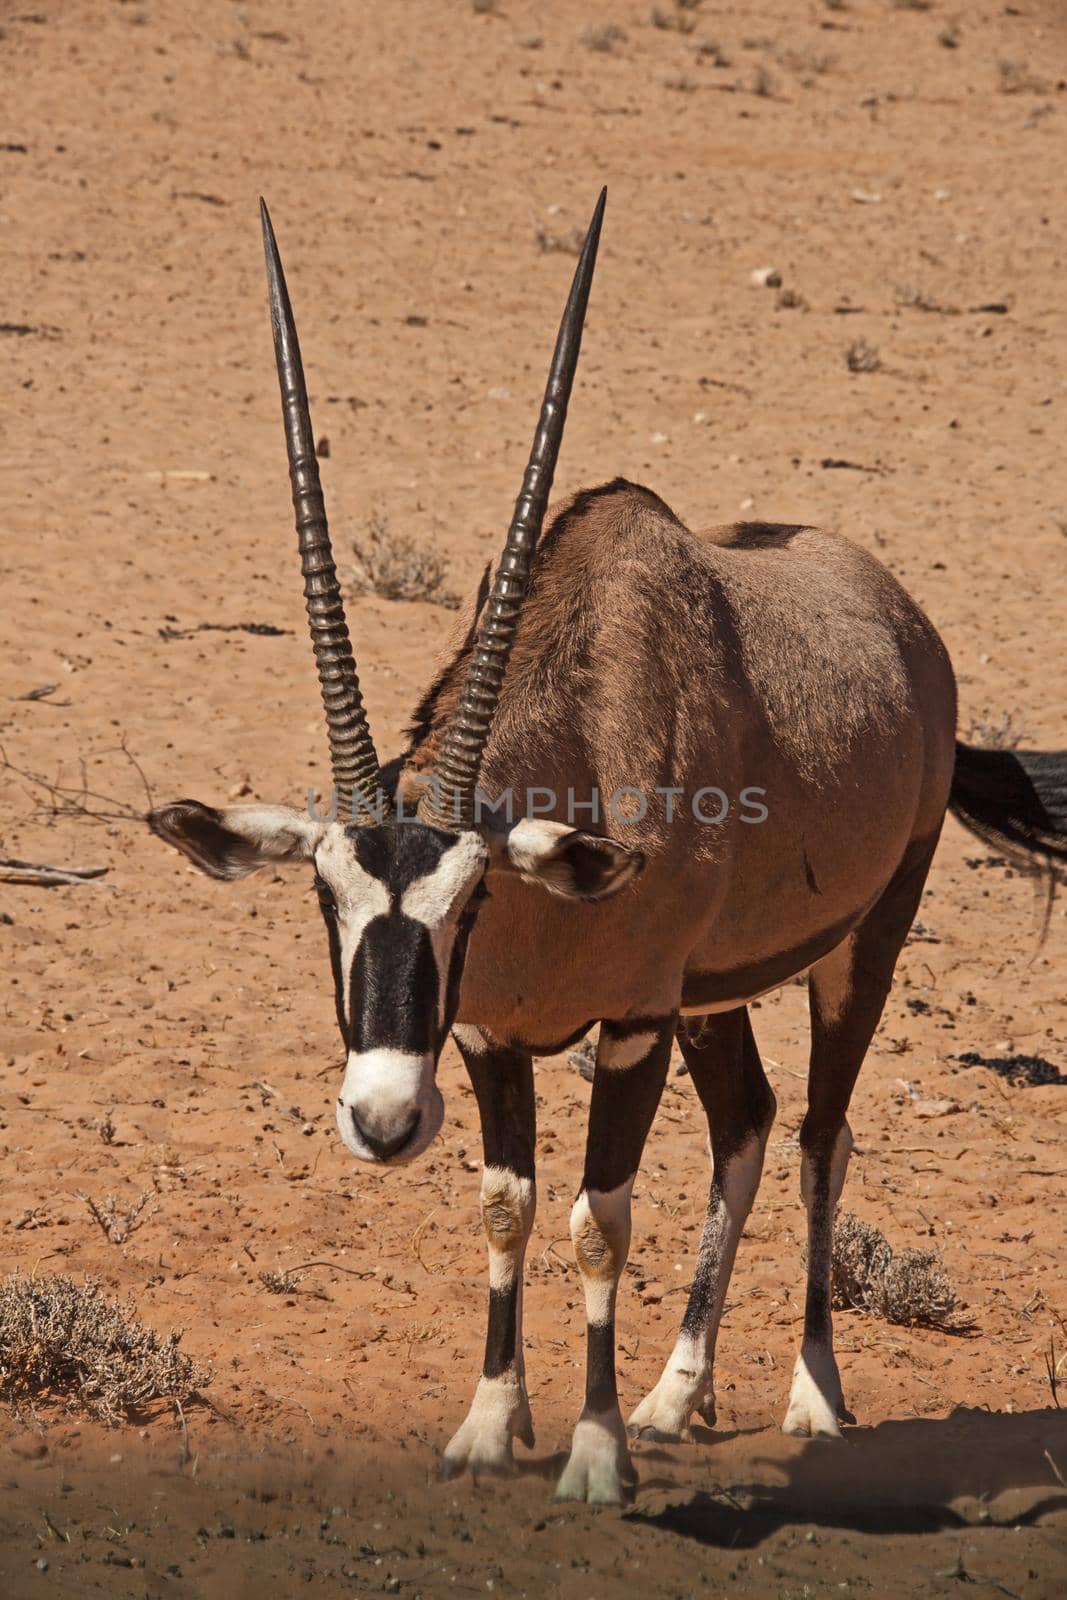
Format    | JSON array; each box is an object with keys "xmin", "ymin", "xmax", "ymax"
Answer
[{"xmin": 149, "ymin": 190, "xmax": 642, "ymax": 1166}]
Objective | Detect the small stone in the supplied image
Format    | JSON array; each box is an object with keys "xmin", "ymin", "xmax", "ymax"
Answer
[{"xmin": 750, "ymin": 265, "xmax": 781, "ymax": 288}]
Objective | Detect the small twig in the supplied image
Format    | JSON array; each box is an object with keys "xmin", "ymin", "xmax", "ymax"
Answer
[
  {"xmin": 10, "ymin": 684, "xmax": 71, "ymax": 706},
  {"xmin": 289, "ymin": 1260, "xmax": 375, "ymax": 1279},
  {"xmin": 411, "ymin": 1209, "xmax": 438, "ymax": 1272},
  {"xmin": 539, "ymin": 1239, "xmax": 572, "ymax": 1272},
  {"xmin": 1045, "ymin": 1448, "xmax": 1067, "ymax": 1489},
  {"xmin": 0, "ymin": 741, "xmax": 146, "ymax": 825},
  {"xmin": 1045, "ymin": 1335, "xmax": 1061, "ymax": 1409},
  {"xmin": 116, "ymin": 736, "xmax": 155, "ymax": 812},
  {"xmin": 0, "ymin": 856, "xmax": 110, "ymax": 888},
  {"xmin": 42, "ymin": 1511, "xmax": 69, "ymax": 1544},
  {"xmin": 175, "ymin": 1396, "xmax": 190, "ymax": 1465}
]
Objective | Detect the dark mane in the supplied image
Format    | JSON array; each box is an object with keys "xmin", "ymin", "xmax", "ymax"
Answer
[
  {"xmin": 399, "ymin": 479, "xmax": 681, "ymax": 765},
  {"xmin": 401, "ymin": 561, "xmax": 491, "ymax": 760}
]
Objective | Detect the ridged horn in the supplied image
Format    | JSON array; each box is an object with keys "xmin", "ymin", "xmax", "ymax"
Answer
[
  {"xmin": 419, "ymin": 187, "xmax": 606, "ymax": 829},
  {"xmin": 260, "ymin": 199, "xmax": 382, "ymax": 823}
]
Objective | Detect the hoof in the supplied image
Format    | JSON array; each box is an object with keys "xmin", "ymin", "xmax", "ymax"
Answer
[
  {"xmin": 627, "ymin": 1365, "xmax": 714, "ymax": 1444},
  {"xmin": 441, "ymin": 1377, "xmax": 534, "ymax": 1481},
  {"xmin": 555, "ymin": 1410, "xmax": 637, "ymax": 1506},
  {"xmin": 782, "ymin": 1348, "xmax": 851, "ymax": 1439}
]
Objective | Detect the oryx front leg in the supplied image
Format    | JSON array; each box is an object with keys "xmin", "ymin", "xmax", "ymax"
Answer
[
  {"xmin": 629, "ymin": 1009, "xmax": 775, "ymax": 1443},
  {"xmin": 443, "ymin": 1028, "xmax": 536, "ymax": 1480},
  {"xmin": 555, "ymin": 1016, "xmax": 673, "ymax": 1506}
]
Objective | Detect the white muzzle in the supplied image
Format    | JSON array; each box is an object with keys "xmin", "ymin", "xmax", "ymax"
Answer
[{"xmin": 336, "ymin": 1048, "xmax": 444, "ymax": 1164}]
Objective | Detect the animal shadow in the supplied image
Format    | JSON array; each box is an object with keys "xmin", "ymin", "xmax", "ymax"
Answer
[{"xmin": 626, "ymin": 1407, "xmax": 1067, "ymax": 1547}]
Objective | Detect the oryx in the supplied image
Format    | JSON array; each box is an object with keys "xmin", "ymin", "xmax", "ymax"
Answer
[{"xmin": 149, "ymin": 192, "xmax": 1066, "ymax": 1504}]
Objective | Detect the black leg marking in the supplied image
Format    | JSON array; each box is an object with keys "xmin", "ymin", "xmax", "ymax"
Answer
[
  {"xmin": 441, "ymin": 1028, "xmax": 536, "ymax": 1478},
  {"xmin": 556, "ymin": 1014, "xmax": 675, "ymax": 1504},
  {"xmin": 483, "ymin": 1287, "xmax": 518, "ymax": 1382}
]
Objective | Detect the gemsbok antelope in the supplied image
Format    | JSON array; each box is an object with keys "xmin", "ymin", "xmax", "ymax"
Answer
[{"xmin": 149, "ymin": 191, "xmax": 1067, "ymax": 1504}]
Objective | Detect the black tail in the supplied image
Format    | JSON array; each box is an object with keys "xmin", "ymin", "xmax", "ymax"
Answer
[{"xmin": 949, "ymin": 742, "xmax": 1067, "ymax": 877}]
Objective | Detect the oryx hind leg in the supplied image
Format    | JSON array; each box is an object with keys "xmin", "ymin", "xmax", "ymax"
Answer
[
  {"xmin": 555, "ymin": 1015, "xmax": 674, "ymax": 1505},
  {"xmin": 784, "ymin": 833, "xmax": 940, "ymax": 1439},
  {"xmin": 629, "ymin": 1008, "xmax": 775, "ymax": 1443},
  {"xmin": 442, "ymin": 1027, "xmax": 536, "ymax": 1479}
]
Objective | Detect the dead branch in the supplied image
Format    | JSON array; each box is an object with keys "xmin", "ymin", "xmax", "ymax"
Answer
[
  {"xmin": 0, "ymin": 857, "xmax": 110, "ymax": 888},
  {"xmin": 0, "ymin": 740, "xmax": 149, "ymax": 827}
]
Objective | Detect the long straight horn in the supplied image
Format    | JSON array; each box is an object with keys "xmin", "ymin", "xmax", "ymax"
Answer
[
  {"xmin": 260, "ymin": 199, "xmax": 382, "ymax": 822},
  {"xmin": 419, "ymin": 187, "xmax": 606, "ymax": 829}
]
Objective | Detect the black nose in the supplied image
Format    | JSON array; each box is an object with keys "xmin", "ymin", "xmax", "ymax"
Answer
[{"xmin": 351, "ymin": 1109, "xmax": 420, "ymax": 1161}]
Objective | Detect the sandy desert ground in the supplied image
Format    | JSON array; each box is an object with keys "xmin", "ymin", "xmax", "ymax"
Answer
[{"xmin": 1, "ymin": 0, "xmax": 1066, "ymax": 1595}]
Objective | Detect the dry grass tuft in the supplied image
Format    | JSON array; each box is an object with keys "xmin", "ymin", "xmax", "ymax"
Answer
[
  {"xmin": 696, "ymin": 39, "xmax": 730, "ymax": 67},
  {"xmin": 0, "ymin": 1273, "xmax": 208, "ymax": 1424},
  {"xmin": 997, "ymin": 59, "xmax": 1050, "ymax": 95},
  {"xmin": 259, "ymin": 1268, "xmax": 299, "ymax": 1294},
  {"xmin": 581, "ymin": 22, "xmax": 627, "ymax": 52},
  {"xmin": 846, "ymin": 338, "xmax": 881, "ymax": 373},
  {"xmin": 651, "ymin": 4, "xmax": 697, "ymax": 34},
  {"xmin": 750, "ymin": 63, "xmax": 775, "ymax": 97},
  {"xmin": 965, "ymin": 709, "xmax": 1025, "ymax": 750},
  {"xmin": 80, "ymin": 1184, "xmax": 154, "ymax": 1241},
  {"xmin": 662, "ymin": 70, "xmax": 698, "ymax": 92},
  {"xmin": 79, "ymin": 1189, "xmax": 154, "ymax": 1245},
  {"xmin": 530, "ymin": 213, "xmax": 587, "ymax": 257},
  {"xmin": 831, "ymin": 1213, "xmax": 975, "ymax": 1332},
  {"xmin": 350, "ymin": 514, "xmax": 457, "ymax": 608}
]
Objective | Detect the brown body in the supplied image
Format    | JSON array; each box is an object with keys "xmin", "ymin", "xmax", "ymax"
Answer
[{"xmin": 400, "ymin": 480, "xmax": 957, "ymax": 1045}]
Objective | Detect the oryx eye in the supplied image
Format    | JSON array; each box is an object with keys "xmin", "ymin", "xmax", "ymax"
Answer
[{"xmin": 314, "ymin": 877, "xmax": 336, "ymax": 914}]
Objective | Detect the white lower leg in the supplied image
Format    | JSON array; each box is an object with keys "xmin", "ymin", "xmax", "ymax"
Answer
[
  {"xmin": 783, "ymin": 1123, "xmax": 853, "ymax": 1438},
  {"xmin": 556, "ymin": 1182, "xmax": 636, "ymax": 1504},
  {"xmin": 443, "ymin": 1166, "xmax": 535, "ymax": 1476},
  {"xmin": 630, "ymin": 1132, "xmax": 767, "ymax": 1441}
]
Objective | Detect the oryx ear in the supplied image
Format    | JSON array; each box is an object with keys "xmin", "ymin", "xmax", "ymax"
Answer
[
  {"xmin": 489, "ymin": 818, "xmax": 644, "ymax": 903},
  {"xmin": 148, "ymin": 800, "xmax": 323, "ymax": 882}
]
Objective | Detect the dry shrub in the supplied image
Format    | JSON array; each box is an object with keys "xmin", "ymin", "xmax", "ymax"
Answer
[
  {"xmin": 259, "ymin": 1268, "xmax": 298, "ymax": 1294},
  {"xmin": 651, "ymin": 5, "xmax": 697, "ymax": 34},
  {"xmin": 831, "ymin": 1213, "xmax": 975, "ymax": 1332},
  {"xmin": 530, "ymin": 213, "xmax": 587, "ymax": 257},
  {"xmin": 0, "ymin": 1273, "xmax": 208, "ymax": 1424},
  {"xmin": 581, "ymin": 23, "xmax": 627, "ymax": 52},
  {"xmin": 846, "ymin": 338, "xmax": 881, "ymax": 373},
  {"xmin": 350, "ymin": 514, "xmax": 456, "ymax": 608},
  {"xmin": 965, "ymin": 709, "xmax": 1025, "ymax": 750},
  {"xmin": 79, "ymin": 1188, "xmax": 153, "ymax": 1244},
  {"xmin": 997, "ymin": 59, "xmax": 1049, "ymax": 95}
]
